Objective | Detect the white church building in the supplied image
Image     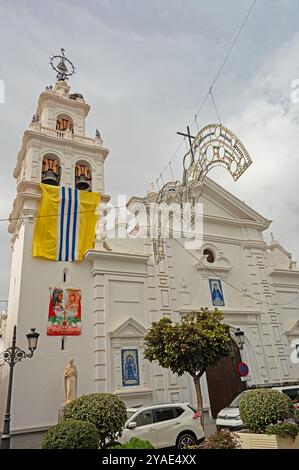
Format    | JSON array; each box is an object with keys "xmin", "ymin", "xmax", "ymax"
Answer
[{"xmin": 1, "ymin": 69, "xmax": 299, "ymax": 434}]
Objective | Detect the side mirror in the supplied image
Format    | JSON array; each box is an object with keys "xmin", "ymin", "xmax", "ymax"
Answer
[{"xmin": 127, "ymin": 421, "xmax": 137, "ymax": 429}]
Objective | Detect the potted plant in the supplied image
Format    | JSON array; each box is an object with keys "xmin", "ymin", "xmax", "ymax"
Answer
[{"xmin": 235, "ymin": 388, "xmax": 299, "ymax": 449}]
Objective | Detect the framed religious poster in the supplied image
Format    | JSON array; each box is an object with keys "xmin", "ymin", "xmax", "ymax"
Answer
[
  {"xmin": 47, "ymin": 287, "xmax": 82, "ymax": 336},
  {"xmin": 121, "ymin": 348, "xmax": 140, "ymax": 387},
  {"xmin": 209, "ymin": 279, "xmax": 225, "ymax": 307}
]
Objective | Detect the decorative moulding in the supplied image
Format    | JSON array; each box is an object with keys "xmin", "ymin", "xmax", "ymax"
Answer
[
  {"xmin": 271, "ymin": 268, "xmax": 299, "ymax": 277},
  {"xmin": 194, "ymin": 255, "xmax": 232, "ymax": 278},
  {"xmin": 114, "ymin": 388, "xmax": 153, "ymax": 399},
  {"xmin": 178, "ymin": 308, "xmax": 262, "ymax": 324},
  {"xmin": 109, "ymin": 317, "xmax": 148, "ymax": 339},
  {"xmin": 86, "ymin": 250, "xmax": 149, "ymax": 265},
  {"xmin": 285, "ymin": 319, "xmax": 299, "ymax": 338}
]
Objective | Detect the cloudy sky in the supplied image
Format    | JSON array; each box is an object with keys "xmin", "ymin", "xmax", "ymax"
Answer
[{"xmin": 0, "ymin": 0, "xmax": 299, "ymax": 303}]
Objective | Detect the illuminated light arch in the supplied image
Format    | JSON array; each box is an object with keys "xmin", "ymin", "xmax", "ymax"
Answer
[{"xmin": 153, "ymin": 124, "xmax": 253, "ymax": 264}]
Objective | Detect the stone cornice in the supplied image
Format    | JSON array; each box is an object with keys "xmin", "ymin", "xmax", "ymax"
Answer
[
  {"xmin": 86, "ymin": 250, "xmax": 150, "ymax": 276},
  {"xmin": 36, "ymin": 90, "xmax": 90, "ymax": 117},
  {"xmin": 241, "ymin": 241, "xmax": 269, "ymax": 250},
  {"xmin": 86, "ymin": 250, "xmax": 149, "ymax": 263},
  {"xmin": 114, "ymin": 388, "xmax": 153, "ymax": 398},
  {"xmin": 194, "ymin": 262, "xmax": 232, "ymax": 277},
  {"xmin": 203, "ymin": 213, "xmax": 270, "ymax": 231},
  {"xmin": 271, "ymin": 269, "xmax": 299, "ymax": 277},
  {"xmin": 178, "ymin": 307, "xmax": 262, "ymax": 316}
]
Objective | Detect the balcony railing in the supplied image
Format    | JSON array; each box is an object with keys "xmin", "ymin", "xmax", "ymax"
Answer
[{"xmin": 29, "ymin": 123, "xmax": 103, "ymax": 147}]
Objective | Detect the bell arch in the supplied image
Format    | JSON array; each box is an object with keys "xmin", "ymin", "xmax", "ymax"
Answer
[
  {"xmin": 56, "ymin": 113, "xmax": 74, "ymax": 133},
  {"xmin": 41, "ymin": 153, "xmax": 61, "ymax": 186},
  {"xmin": 75, "ymin": 159, "xmax": 92, "ymax": 191}
]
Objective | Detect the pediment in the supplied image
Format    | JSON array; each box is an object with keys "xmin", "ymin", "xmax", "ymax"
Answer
[
  {"xmin": 202, "ymin": 178, "xmax": 271, "ymax": 228},
  {"xmin": 109, "ymin": 317, "xmax": 148, "ymax": 338},
  {"xmin": 286, "ymin": 319, "xmax": 299, "ymax": 337}
]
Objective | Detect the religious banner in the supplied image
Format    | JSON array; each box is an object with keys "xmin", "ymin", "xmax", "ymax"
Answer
[
  {"xmin": 209, "ymin": 278, "xmax": 225, "ymax": 307},
  {"xmin": 47, "ymin": 287, "xmax": 82, "ymax": 336},
  {"xmin": 121, "ymin": 348, "xmax": 140, "ymax": 386},
  {"xmin": 33, "ymin": 183, "xmax": 100, "ymax": 262}
]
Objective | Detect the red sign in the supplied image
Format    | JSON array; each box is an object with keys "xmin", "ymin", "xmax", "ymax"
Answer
[{"xmin": 237, "ymin": 362, "xmax": 249, "ymax": 377}]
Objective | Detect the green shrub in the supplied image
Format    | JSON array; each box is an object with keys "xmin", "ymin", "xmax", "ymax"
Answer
[
  {"xmin": 204, "ymin": 430, "xmax": 240, "ymax": 449},
  {"xmin": 111, "ymin": 438, "xmax": 155, "ymax": 449},
  {"xmin": 41, "ymin": 419, "xmax": 99, "ymax": 449},
  {"xmin": 265, "ymin": 422, "xmax": 299, "ymax": 441},
  {"xmin": 239, "ymin": 389, "xmax": 294, "ymax": 433},
  {"xmin": 61, "ymin": 393, "xmax": 127, "ymax": 448}
]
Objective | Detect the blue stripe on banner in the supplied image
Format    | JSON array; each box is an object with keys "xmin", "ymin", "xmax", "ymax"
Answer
[
  {"xmin": 65, "ymin": 187, "xmax": 72, "ymax": 261},
  {"xmin": 59, "ymin": 187, "xmax": 66, "ymax": 261},
  {"xmin": 72, "ymin": 189, "xmax": 78, "ymax": 261}
]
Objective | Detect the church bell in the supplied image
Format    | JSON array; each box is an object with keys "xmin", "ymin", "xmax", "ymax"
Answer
[
  {"xmin": 75, "ymin": 174, "xmax": 91, "ymax": 191},
  {"xmin": 42, "ymin": 169, "xmax": 60, "ymax": 186}
]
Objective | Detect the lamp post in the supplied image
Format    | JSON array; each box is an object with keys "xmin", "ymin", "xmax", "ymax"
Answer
[
  {"xmin": 0, "ymin": 325, "xmax": 39, "ymax": 449},
  {"xmin": 234, "ymin": 328, "xmax": 245, "ymax": 350}
]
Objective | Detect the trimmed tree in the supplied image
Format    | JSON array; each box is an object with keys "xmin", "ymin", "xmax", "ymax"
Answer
[
  {"xmin": 61, "ymin": 393, "xmax": 127, "ymax": 448},
  {"xmin": 144, "ymin": 308, "xmax": 231, "ymax": 422}
]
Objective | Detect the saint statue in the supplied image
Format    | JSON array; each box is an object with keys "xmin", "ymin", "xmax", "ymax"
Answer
[{"xmin": 63, "ymin": 358, "xmax": 78, "ymax": 405}]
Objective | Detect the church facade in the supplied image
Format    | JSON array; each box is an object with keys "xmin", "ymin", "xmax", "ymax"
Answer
[{"xmin": 1, "ymin": 75, "xmax": 299, "ymax": 433}]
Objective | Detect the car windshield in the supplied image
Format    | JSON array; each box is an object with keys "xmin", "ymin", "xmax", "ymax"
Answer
[
  {"xmin": 227, "ymin": 392, "xmax": 245, "ymax": 408},
  {"xmin": 126, "ymin": 410, "xmax": 136, "ymax": 420}
]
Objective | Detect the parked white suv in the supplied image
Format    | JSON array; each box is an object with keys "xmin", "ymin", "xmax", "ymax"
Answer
[
  {"xmin": 120, "ymin": 403, "xmax": 205, "ymax": 449},
  {"xmin": 216, "ymin": 383, "xmax": 299, "ymax": 431}
]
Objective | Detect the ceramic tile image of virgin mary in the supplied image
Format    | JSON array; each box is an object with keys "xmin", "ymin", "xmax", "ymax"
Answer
[
  {"xmin": 121, "ymin": 349, "xmax": 140, "ymax": 386},
  {"xmin": 209, "ymin": 279, "xmax": 225, "ymax": 306}
]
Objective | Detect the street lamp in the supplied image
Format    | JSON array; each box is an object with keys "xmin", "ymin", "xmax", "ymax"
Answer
[
  {"xmin": 0, "ymin": 325, "xmax": 39, "ymax": 449},
  {"xmin": 234, "ymin": 328, "xmax": 245, "ymax": 350}
]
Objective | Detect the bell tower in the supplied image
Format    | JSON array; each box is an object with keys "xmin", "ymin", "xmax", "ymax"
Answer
[
  {"xmin": 1, "ymin": 50, "xmax": 110, "ymax": 432},
  {"xmin": 9, "ymin": 49, "xmax": 109, "ymax": 240}
]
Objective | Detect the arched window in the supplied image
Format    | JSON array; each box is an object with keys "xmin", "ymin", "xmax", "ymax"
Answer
[
  {"xmin": 56, "ymin": 114, "xmax": 74, "ymax": 133},
  {"xmin": 42, "ymin": 154, "xmax": 61, "ymax": 186},
  {"xmin": 75, "ymin": 160, "xmax": 92, "ymax": 191},
  {"xmin": 203, "ymin": 248, "xmax": 215, "ymax": 263}
]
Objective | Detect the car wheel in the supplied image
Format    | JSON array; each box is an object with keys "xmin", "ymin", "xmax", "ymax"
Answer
[{"xmin": 176, "ymin": 432, "xmax": 196, "ymax": 449}]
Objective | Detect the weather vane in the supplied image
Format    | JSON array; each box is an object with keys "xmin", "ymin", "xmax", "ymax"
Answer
[{"xmin": 49, "ymin": 48, "xmax": 75, "ymax": 81}]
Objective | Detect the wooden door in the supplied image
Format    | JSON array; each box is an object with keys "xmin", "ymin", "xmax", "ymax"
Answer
[{"xmin": 206, "ymin": 341, "xmax": 247, "ymax": 418}]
